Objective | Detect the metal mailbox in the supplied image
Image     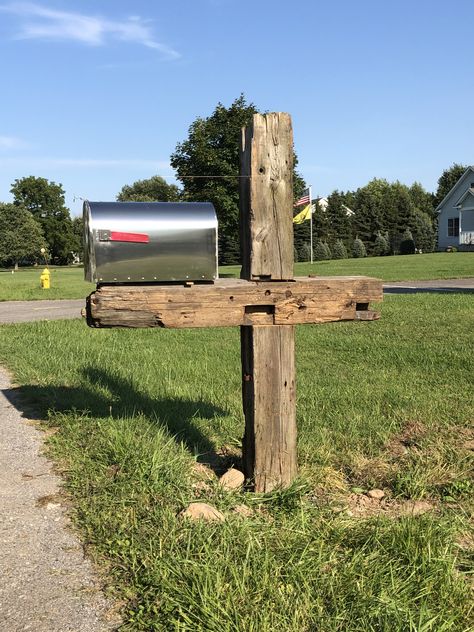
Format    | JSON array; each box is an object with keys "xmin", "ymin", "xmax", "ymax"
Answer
[{"xmin": 84, "ymin": 201, "xmax": 218, "ymax": 283}]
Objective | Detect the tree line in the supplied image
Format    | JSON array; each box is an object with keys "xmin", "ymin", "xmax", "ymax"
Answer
[
  {"xmin": 0, "ymin": 94, "xmax": 467, "ymax": 268},
  {"xmin": 0, "ymin": 176, "xmax": 83, "ymax": 268},
  {"xmin": 294, "ymin": 162, "xmax": 467, "ymax": 262}
]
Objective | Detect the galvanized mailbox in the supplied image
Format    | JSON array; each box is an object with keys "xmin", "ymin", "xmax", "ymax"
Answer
[{"xmin": 84, "ymin": 201, "xmax": 218, "ymax": 283}]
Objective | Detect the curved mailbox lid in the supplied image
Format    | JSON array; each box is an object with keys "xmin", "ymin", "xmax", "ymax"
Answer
[{"xmin": 84, "ymin": 201, "xmax": 218, "ymax": 283}]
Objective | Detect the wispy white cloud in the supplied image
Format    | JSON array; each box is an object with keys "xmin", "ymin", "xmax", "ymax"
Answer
[
  {"xmin": 1, "ymin": 2, "xmax": 180, "ymax": 59},
  {"xmin": 0, "ymin": 135, "xmax": 29, "ymax": 149}
]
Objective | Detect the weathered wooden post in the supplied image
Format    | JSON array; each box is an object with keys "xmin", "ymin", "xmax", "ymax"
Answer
[
  {"xmin": 240, "ymin": 113, "xmax": 297, "ymax": 491},
  {"xmin": 85, "ymin": 112, "xmax": 383, "ymax": 495}
]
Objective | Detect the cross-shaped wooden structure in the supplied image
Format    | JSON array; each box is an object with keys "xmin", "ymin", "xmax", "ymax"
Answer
[{"xmin": 86, "ymin": 113, "xmax": 382, "ymax": 493}]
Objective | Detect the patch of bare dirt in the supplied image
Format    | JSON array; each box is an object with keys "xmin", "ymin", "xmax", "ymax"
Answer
[
  {"xmin": 385, "ymin": 420, "xmax": 428, "ymax": 458},
  {"xmin": 344, "ymin": 492, "xmax": 436, "ymax": 519}
]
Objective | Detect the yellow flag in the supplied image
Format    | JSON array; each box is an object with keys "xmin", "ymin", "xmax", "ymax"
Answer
[{"xmin": 293, "ymin": 204, "xmax": 311, "ymax": 224}]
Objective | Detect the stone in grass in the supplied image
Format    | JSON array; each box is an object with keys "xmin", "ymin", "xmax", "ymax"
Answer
[
  {"xmin": 400, "ymin": 500, "xmax": 434, "ymax": 516},
  {"xmin": 180, "ymin": 502, "xmax": 225, "ymax": 522},
  {"xmin": 366, "ymin": 489, "xmax": 385, "ymax": 500},
  {"xmin": 232, "ymin": 504, "xmax": 253, "ymax": 518},
  {"xmin": 192, "ymin": 462, "xmax": 216, "ymax": 480},
  {"xmin": 219, "ymin": 468, "xmax": 245, "ymax": 491}
]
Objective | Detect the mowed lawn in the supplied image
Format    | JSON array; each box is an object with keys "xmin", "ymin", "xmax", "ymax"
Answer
[
  {"xmin": 0, "ymin": 266, "xmax": 95, "ymax": 301},
  {"xmin": 0, "ymin": 292, "xmax": 472, "ymax": 630},
  {"xmin": 1, "ymin": 252, "xmax": 473, "ymax": 301}
]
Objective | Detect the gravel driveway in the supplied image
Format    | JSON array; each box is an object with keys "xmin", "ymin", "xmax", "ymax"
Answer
[{"xmin": 0, "ymin": 368, "xmax": 119, "ymax": 631}]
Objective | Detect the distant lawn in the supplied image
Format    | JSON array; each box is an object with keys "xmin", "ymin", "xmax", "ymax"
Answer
[
  {"xmin": 0, "ymin": 266, "xmax": 94, "ymax": 301},
  {"xmin": 0, "ymin": 293, "xmax": 472, "ymax": 629},
  {"xmin": 224, "ymin": 252, "xmax": 474, "ymax": 282},
  {"xmin": 0, "ymin": 252, "xmax": 472, "ymax": 301}
]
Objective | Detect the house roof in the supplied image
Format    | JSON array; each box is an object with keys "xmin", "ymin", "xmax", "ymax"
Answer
[
  {"xmin": 454, "ymin": 187, "xmax": 474, "ymax": 207},
  {"xmin": 317, "ymin": 197, "xmax": 354, "ymax": 216},
  {"xmin": 435, "ymin": 166, "xmax": 474, "ymax": 212}
]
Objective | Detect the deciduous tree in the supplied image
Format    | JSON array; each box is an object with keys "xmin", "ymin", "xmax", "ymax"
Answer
[
  {"xmin": 10, "ymin": 176, "xmax": 75, "ymax": 264},
  {"xmin": 434, "ymin": 163, "xmax": 468, "ymax": 207},
  {"xmin": 117, "ymin": 175, "xmax": 180, "ymax": 202},
  {"xmin": 171, "ymin": 95, "xmax": 306, "ymax": 264},
  {"xmin": 0, "ymin": 202, "xmax": 46, "ymax": 268}
]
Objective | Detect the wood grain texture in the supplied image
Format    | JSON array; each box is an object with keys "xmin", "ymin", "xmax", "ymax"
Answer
[
  {"xmin": 241, "ymin": 326, "xmax": 297, "ymax": 491},
  {"xmin": 86, "ymin": 276, "xmax": 383, "ymax": 329},
  {"xmin": 240, "ymin": 113, "xmax": 294, "ymax": 281},
  {"xmin": 239, "ymin": 113, "xmax": 296, "ymax": 492}
]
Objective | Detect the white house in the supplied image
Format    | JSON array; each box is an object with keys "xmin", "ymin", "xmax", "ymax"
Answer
[
  {"xmin": 436, "ymin": 166, "xmax": 474, "ymax": 250},
  {"xmin": 317, "ymin": 197, "xmax": 355, "ymax": 216}
]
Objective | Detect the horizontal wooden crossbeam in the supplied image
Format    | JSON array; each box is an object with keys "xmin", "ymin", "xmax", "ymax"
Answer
[{"xmin": 86, "ymin": 276, "xmax": 382, "ymax": 329}]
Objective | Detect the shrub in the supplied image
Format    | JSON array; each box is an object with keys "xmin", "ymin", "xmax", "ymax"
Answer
[
  {"xmin": 300, "ymin": 243, "xmax": 312, "ymax": 261},
  {"xmin": 314, "ymin": 241, "xmax": 331, "ymax": 261},
  {"xmin": 352, "ymin": 238, "xmax": 367, "ymax": 258},
  {"xmin": 400, "ymin": 229, "xmax": 416, "ymax": 255},
  {"xmin": 332, "ymin": 240, "xmax": 348, "ymax": 259},
  {"xmin": 373, "ymin": 233, "xmax": 389, "ymax": 256}
]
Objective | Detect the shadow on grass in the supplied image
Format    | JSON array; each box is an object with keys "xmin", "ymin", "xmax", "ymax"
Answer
[{"xmin": 3, "ymin": 366, "xmax": 232, "ymax": 471}]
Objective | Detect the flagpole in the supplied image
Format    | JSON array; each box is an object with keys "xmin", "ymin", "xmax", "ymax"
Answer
[{"xmin": 309, "ymin": 185, "xmax": 313, "ymax": 264}]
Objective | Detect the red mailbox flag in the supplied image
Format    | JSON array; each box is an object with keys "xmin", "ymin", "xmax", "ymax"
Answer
[{"xmin": 109, "ymin": 232, "xmax": 149, "ymax": 243}]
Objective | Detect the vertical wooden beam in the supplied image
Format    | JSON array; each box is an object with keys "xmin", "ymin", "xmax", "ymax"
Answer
[
  {"xmin": 240, "ymin": 113, "xmax": 294, "ymax": 281},
  {"xmin": 240, "ymin": 113, "xmax": 297, "ymax": 492}
]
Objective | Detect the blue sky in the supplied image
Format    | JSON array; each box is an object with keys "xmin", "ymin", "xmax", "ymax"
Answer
[{"xmin": 1, "ymin": 0, "xmax": 473, "ymax": 216}]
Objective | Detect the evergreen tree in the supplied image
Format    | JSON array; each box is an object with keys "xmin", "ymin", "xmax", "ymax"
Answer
[
  {"xmin": 412, "ymin": 210, "xmax": 436, "ymax": 252},
  {"xmin": 409, "ymin": 182, "xmax": 435, "ymax": 220},
  {"xmin": 325, "ymin": 190, "xmax": 352, "ymax": 245},
  {"xmin": 352, "ymin": 181, "xmax": 385, "ymax": 248},
  {"xmin": 293, "ymin": 221, "xmax": 312, "ymax": 262},
  {"xmin": 352, "ymin": 238, "xmax": 367, "ymax": 258},
  {"xmin": 332, "ymin": 239, "xmax": 347, "ymax": 259},
  {"xmin": 390, "ymin": 182, "xmax": 416, "ymax": 235},
  {"xmin": 314, "ymin": 240, "xmax": 331, "ymax": 261},
  {"xmin": 373, "ymin": 232, "xmax": 389, "ymax": 256},
  {"xmin": 400, "ymin": 229, "xmax": 416, "ymax": 254},
  {"xmin": 311, "ymin": 199, "xmax": 330, "ymax": 241}
]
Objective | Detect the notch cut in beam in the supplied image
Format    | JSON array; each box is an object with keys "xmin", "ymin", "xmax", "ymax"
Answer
[{"xmin": 86, "ymin": 276, "xmax": 382, "ymax": 329}]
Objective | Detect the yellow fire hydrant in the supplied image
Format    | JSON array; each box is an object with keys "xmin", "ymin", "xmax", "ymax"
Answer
[{"xmin": 40, "ymin": 267, "xmax": 50, "ymax": 289}]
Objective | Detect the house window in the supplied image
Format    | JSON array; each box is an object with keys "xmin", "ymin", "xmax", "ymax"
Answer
[{"xmin": 448, "ymin": 218, "xmax": 459, "ymax": 236}]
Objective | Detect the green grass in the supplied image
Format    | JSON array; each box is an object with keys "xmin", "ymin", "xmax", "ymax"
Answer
[
  {"xmin": 1, "ymin": 252, "xmax": 473, "ymax": 301},
  {"xmin": 229, "ymin": 251, "xmax": 474, "ymax": 282},
  {"xmin": 0, "ymin": 266, "xmax": 95, "ymax": 301},
  {"xmin": 0, "ymin": 293, "xmax": 472, "ymax": 630}
]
